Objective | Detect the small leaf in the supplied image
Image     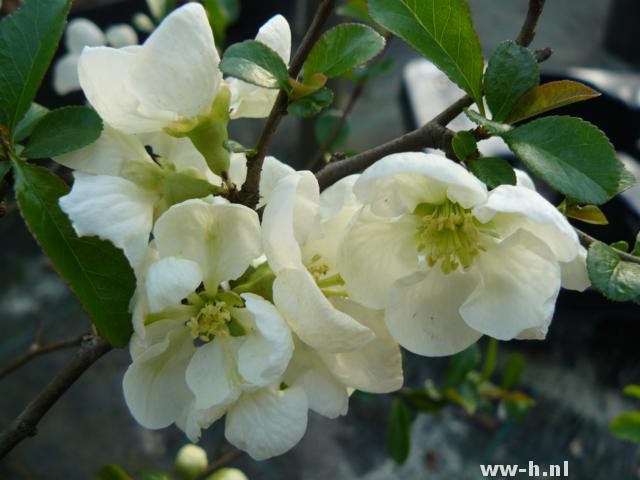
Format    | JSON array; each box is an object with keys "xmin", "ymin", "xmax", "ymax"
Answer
[
  {"xmin": 468, "ymin": 157, "xmax": 516, "ymax": 188},
  {"xmin": 203, "ymin": 0, "xmax": 240, "ymax": 45},
  {"xmin": 0, "ymin": 161, "xmax": 10, "ymax": 183},
  {"xmin": 505, "ymin": 80, "xmax": 601, "ymax": 124},
  {"xmin": 587, "ymin": 241, "xmax": 640, "ymax": 303},
  {"xmin": 22, "ymin": 106, "xmax": 103, "ymax": 159},
  {"xmin": 401, "ymin": 389, "xmax": 446, "ymax": 413},
  {"xmin": 14, "ymin": 103, "xmax": 49, "ymax": 142},
  {"xmin": 96, "ymin": 465, "xmax": 133, "ymax": 480},
  {"xmin": 369, "ymin": 0, "xmax": 484, "ymax": 106},
  {"xmin": 481, "ymin": 338, "xmax": 498, "ymax": 382},
  {"xmin": 304, "ymin": 23, "xmax": 385, "ymax": 80},
  {"xmin": 484, "ymin": 41, "xmax": 539, "ymax": 122},
  {"xmin": 223, "ymin": 139, "xmax": 256, "ymax": 156},
  {"xmin": 288, "ymin": 87, "xmax": 334, "ymax": 118},
  {"xmin": 0, "ymin": 0, "xmax": 72, "ymax": 131},
  {"xmin": 564, "ymin": 204, "xmax": 609, "ymax": 225},
  {"xmin": 315, "ymin": 109, "xmax": 350, "ymax": 149},
  {"xmin": 501, "ymin": 353, "xmax": 525, "ymax": 390},
  {"xmin": 451, "ymin": 131, "xmax": 478, "ymax": 161},
  {"xmin": 464, "ymin": 109, "xmax": 512, "ymax": 135},
  {"xmin": 387, "ymin": 398, "xmax": 411, "ymax": 464},
  {"xmin": 445, "ymin": 344, "xmax": 480, "ymax": 388},
  {"xmin": 502, "ymin": 116, "xmax": 629, "ymax": 204},
  {"xmin": 623, "ymin": 385, "xmax": 640, "ymax": 400},
  {"xmin": 610, "ymin": 241, "xmax": 629, "ymax": 252},
  {"xmin": 12, "ymin": 159, "xmax": 135, "ymax": 347},
  {"xmin": 611, "ymin": 412, "xmax": 640, "ymax": 443},
  {"xmin": 632, "ymin": 234, "xmax": 640, "ymax": 257},
  {"xmin": 221, "ymin": 40, "xmax": 290, "ymax": 90},
  {"xmin": 337, "ymin": 0, "xmax": 375, "ymax": 25}
]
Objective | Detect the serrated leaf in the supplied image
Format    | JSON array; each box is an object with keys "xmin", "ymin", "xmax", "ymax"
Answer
[
  {"xmin": 503, "ymin": 116, "xmax": 628, "ymax": 204},
  {"xmin": 501, "ymin": 353, "xmax": 525, "ymax": 390},
  {"xmin": 464, "ymin": 109, "xmax": 512, "ymax": 135},
  {"xmin": 451, "ymin": 130, "xmax": 478, "ymax": 160},
  {"xmin": 22, "ymin": 106, "xmax": 103, "ymax": 159},
  {"xmin": 480, "ymin": 338, "xmax": 498, "ymax": 382},
  {"xmin": 445, "ymin": 344, "xmax": 480, "ymax": 388},
  {"xmin": 611, "ymin": 412, "xmax": 640, "ymax": 443},
  {"xmin": 0, "ymin": 0, "xmax": 71, "ymax": 131},
  {"xmin": 623, "ymin": 385, "xmax": 640, "ymax": 400},
  {"xmin": 14, "ymin": 103, "xmax": 49, "ymax": 143},
  {"xmin": 288, "ymin": 87, "xmax": 334, "ymax": 118},
  {"xmin": 315, "ymin": 109, "xmax": 350, "ymax": 149},
  {"xmin": 485, "ymin": 41, "xmax": 539, "ymax": 122},
  {"xmin": 369, "ymin": 0, "xmax": 484, "ymax": 106},
  {"xmin": 505, "ymin": 80, "xmax": 601, "ymax": 124},
  {"xmin": 587, "ymin": 241, "xmax": 640, "ymax": 303},
  {"xmin": 564, "ymin": 204, "xmax": 609, "ymax": 225},
  {"xmin": 304, "ymin": 23, "xmax": 385, "ymax": 79},
  {"xmin": 468, "ymin": 157, "xmax": 516, "ymax": 188},
  {"xmin": 387, "ymin": 398, "xmax": 411, "ymax": 464},
  {"xmin": 220, "ymin": 40, "xmax": 290, "ymax": 90},
  {"xmin": 12, "ymin": 159, "xmax": 135, "ymax": 347}
]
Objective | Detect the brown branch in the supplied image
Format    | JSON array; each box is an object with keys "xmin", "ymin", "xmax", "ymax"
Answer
[
  {"xmin": 577, "ymin": 229, "xmax": 640, "ymax": 266},
  {"xmin": 0, "ymin": 333, "xmax": 87, "ymax": 380},
  {"xmin": 0, "ymin": 336, "xmax": 112, "ymax": 458},
  {"xmin": 234, "ymin": 0, "xmax": 337, "ymax": 208},
  {"xmin": 196, "ymin": 448, "xmax": 243, "ymax": 480},
  {"xmin": 515, "ymin": 0, "xmax": 546, "ymax": 47}
]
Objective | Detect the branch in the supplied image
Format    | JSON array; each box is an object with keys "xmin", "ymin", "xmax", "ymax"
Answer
[
  {"xmin": 235, "ymin": 0, "xmax": 337, "ymax": 208},
  {"xmin": 0, "ymin": 333, "xmax": 87, "ymax": 380},
  {"xmin": 0, "ymin": 335, "xmax": 112, "ymax": 458},
  {"xmin": 576, "ymin": 229, "xmax": 640, "ymax": 266},
  {"xmin": 516, "ymin": 0, "xmax": 546, "ymax": 47}
]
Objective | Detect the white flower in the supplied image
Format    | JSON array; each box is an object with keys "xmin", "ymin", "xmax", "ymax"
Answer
[
  {"xmin": 228, "ymin": 15, "xmax": 291, "ymax": 119},
  {"xmin": 339, "ymin": 152, "xmax": 590, "ymax": 356},
  {"xmin": 78, "ymin": 3, "xmax": 221, "ymax": 133},
  {"xmin": 53, "ymin": 18, "xmax": 137, "ymax": 96}
]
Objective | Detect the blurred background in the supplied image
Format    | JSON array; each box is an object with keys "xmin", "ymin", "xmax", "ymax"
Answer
[{"xmin": 1, "ymin": 0, "xmax": 639, "ymax": 478}]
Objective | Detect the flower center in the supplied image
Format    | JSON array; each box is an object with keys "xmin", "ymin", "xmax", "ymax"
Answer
[
  {"xmin": 186, "ymin": 301, "xmax": 233, "ymax": 342},
  {"xmin": 414, "ymin": 200, "xmax": 485, "ymax": 274},
  {"xmin": 307, "ymin": 254, "xmax": 347, "ymax": 298}
]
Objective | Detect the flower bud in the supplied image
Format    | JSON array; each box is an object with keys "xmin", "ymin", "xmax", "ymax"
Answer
[
  {"xmin": 175, "ymin": 444, "xmax": 208, "ymax": 480},
  {"xmin": 206, "ymin": 468, "xmax": 249, "ymax": 480}
]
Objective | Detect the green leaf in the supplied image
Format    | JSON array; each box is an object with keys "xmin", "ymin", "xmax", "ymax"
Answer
[
  {"xmin": 0, "ymin": 160, "xmax": 10, "ymax": 183},
  {"xmin": 480, "ymin": 338, "xmax": 498, "ymax": 382},
  {"xmin": 220, "ymin": 40, "xmax": 290, "ymax": 90},
  {"xmin": 464, "ymin": 109, "xmax": 512, "ymax": 135},
  {"xmin": 503, "ymin": 398, "xmax": 531, "ymax": 423},
  {"xmin": 468, "ymin": 157, "xmax": 516, "ymax": 188},
  {"xmin": 337, "ymin": 0, "xmax": 375, "ymax": 25},
  {"xmin": 611, "ymin": 412, "xmax": 640, "ymax": 443},
  {"xmin": 564, "ymin": 204, "xmax": 609, "ymax": 226},
  {"xmin": 304, "ymin": 24, "xmax": 385, "ymax": 79},
  {"xmin": 401, "ymin": 389, "xmax": 446, "ymax": 413},
  {"xmin": 203, "ymin": 0, "xmax": 240, "ymax": 46},
  {"xmin": 445, "ymin": 344, "xmax": 480, "ymax": 388},
  {"xmin": 387, "ymin": 398, "xmax": 411, "ymax": 464},
  {"xmin": 96, "ymin": 465, "xmax": 133, "ymax": 480},
  {"xmin": 0, "ymin": 0, "xmax": 72, "ymax": 131},
  {"xmin": 137, "ymin": 471, "xmax": 174, "ymax": 480},
  {"xmin": 484, "ymin": 41, "xmax": 539, "ymax": 122},
  {"xmin": 587, "ymin": 241, "xmax": 640, "ymax": 303},
  {"xmin": 12, "ymin": 159, "xmax": 135, "ymax": 347},
  {"xmin": 22, "ymin": 106, "xmax": 103, "ymax": 159},
  {"xmin": 14, "ymin": 103, "xmax": 49, "ymax": 142},
  {"xmin": 623, "ymin": 385, "xmax": 640, "ymax": 400},
  {"xmin": 369, "ymin": 0, "xmax": 484, "ymax": 106},
  {"xmin": 288, "ymin": 87, "xmax": 334, "ymax": 118},
  {"xmin": 315, "ymin": 109, "xmax": 351, "ymax": 149},
  {"xmin": 632, "ymin": 234, "xmax": 640, "ymax": 257},
  {"xmin": 505, "ymin": 80, "xmax": 601, "ymax": 124},
  {"xmin": 451, "ymin": 131, "xmax": 478, "ymax": 161},
  {"xmin": 223, "ymin": 139, "xmax": 256, "ymax": 156},
  {"xmin": 610, "ymin": 241, "xmax": 629, "ymax": 252},
  {"xmin": 503, "ymin": 116, "xmax": 628, "ymax": 204},
  {"xmin": 501, "ymin": 353, "xmax": 525, "ymax": 390}
]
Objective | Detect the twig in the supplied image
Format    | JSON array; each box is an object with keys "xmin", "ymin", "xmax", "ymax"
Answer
[
  {"xmin": 576, "ymin": 229, "xmax": 640, "ymax": 265},
  {"xmin": 0, "ymin": 335, "xmax": 112, "ymax": 458},
  {"xmin": 235, "ymin": 0, "xmax": 337, "ymax": 208},
  {"xmin": 196, "ymin": 448, "xmax": 243, "ymax": 479},
  {"xmin": 0, "ymin": 333, "xmax": 87, "ymax": 380},
  {"xmin": 515, "ymin": 0, "xmax": 546, "ymax": 47}
]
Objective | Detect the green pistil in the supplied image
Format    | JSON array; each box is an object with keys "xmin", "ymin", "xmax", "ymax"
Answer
[{"xmin": 307, "ymin": 254, "xmax": 348, "ymax": 298}]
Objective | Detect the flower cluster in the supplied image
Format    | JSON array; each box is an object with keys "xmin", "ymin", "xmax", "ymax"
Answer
[{"xmin": 56, "ymin": 3, "xmax": 589, "ymax": 460}]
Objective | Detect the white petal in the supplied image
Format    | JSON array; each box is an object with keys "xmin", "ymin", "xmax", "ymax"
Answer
[
  {"xmin": 258, "ymin": 156, "xmax": 296, "ymax": 208},
  {"xmin": 354, "ymin": 153, "xmax": 488, "ymax": 216},
  {"xmin": 323, "ymin": 298, "xmax": 403, "ymax": 393},
  {"xmin": 385, "ymin": 269, "xmax": 482, "ymax": 356},
  {"xmin": 105, "ymin": 24, "xmax": 138, "ymax": 48},
  {"xmin": 273, "ymin": 268, "xmax": 374, "ymax": 353},
  {"xmin": 145, "ymin": 257, "xmax": 203, "ymax": 313},
  {"xmin": 53, "ymin": 54, "xmax": 81, "ymax": 95},
  {"xmin": 60, "ymin": 172, "xmax": 156, "ymax": 268},
  {"xmin": 319, "ymin": 174, "xmax": 360, "ymax": 221},
  {"xmin": 228, "ymin": 78, "xmax": 279, "ymax": 119},
  {"xmin": 256, "ymin": 15, "xmax": 291, "ymax": 63},
  {"xmin": 339, "ymin": 207, "xmax": 420, "ymax": 309},
  {"xmin": 228, "ymin": 152, "xmax": 248, "ymax": 187},
  {"xmin": 236, "ymin": 294, "xmax": 293, "ymax": 387},
  {"xmin": 515, "ymin": 169, "xmax": 536, "ymax": 190},
  {"xmin": 225, "ymin": 385, "xmax": 308, "ymax": 460},
  {"xmin": 473, "ymin": 185, "xmax": 580, "ymax": 263},
  {"xmin": 460, "ymin": 230, "xmax": 561, "ymax": 340},
  {"xmin": 560, "ymin": 246, "xmax": 591, "ymax": 291},
  {"xmin": 129, "ymin": 317, "xmax": 181, "ymax": 360},
  {"xmin": 298, "ymin": 366, "xmax": 348, "ymax": 419},
  {"xmin": 153, "ymin": 199, "xmax": 262, "ymax": 288},
  {"xmin": 65, "ymin": 18, "xmax": 106, "ymax": 53},
  {"xmin": 123, "ymin": 328, "xmax": 195, "ymax": 429}
]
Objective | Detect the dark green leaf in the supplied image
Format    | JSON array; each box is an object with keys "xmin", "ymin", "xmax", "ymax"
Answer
[
  {"xmin": 481, "ymin": 338, "xmax": 498, "ymax": 381},
  {"xmin": 0, "ymin": 161, "xmax": 10, "ymax": 183},
  {"xmin": 0, "ymin": 0, "xmax": 71, "ymax": 131},
  {"xmin": 484, "ymin": 41, "xmax": 539, "ymax": 122},
  {"xmin": 623, "ymin": 385, "xmax": 640, "ymax": 400},
  {"xmin": 369, "ymin": 0, "xmax": 484, "ymax": 105},
  {"xmin": 503, "ymin": 116, "xmax": 628, "ymax": 204},
  {"xmin": 387, "ymin": 398, "xmax": 411, "ymax": 464},
  {"xmin": 468, "ymin": 157, "xmax": 516, "ymax": 188},
  {"xmin": 137, "ymin": 471, "xmax": 174, "ymax": 480},
  {"xmin": 587, "ymin": 241, "xmax": 640, "ymax": 303},
  {"xmin": 632, "ymin": 234, "xmax": 640, "ymax": 257},
  {"xmin": 315, "ymin": 109, "xmax": 350, "ymax": 149},
  {"xmin": 451, "ymin": 131, "xmax": 478, "ymax": 161},
  {"xmin": 22, "ymin": 106, "xmax": 103, "ymax": 159},
  {"xmin": 445, "ymin": 344, "xmax": 480, "ymax": 388},
  {"xmin": 610, "ymin": 241, "xmax": 630, "ymax": 252},
  {"xmin": 12, "ymin": 159, "xmax": 135, "ymax": 347},
  {"xmin": 304, "ymin": 24, "xmax": 385, "ymax": 79},
  {"xmin": 501, "ymin": 353, "xmax": 525, "ymax": 390},
  {"xmin": 203, "ymin": 0, "xmax": 240, "ymax": 45},
  {"xmin": 221, "ymin": 40, "xmax": 290, "ymax": 90},
  {"xmin": 503, "ymin": 398, "xmax": 531, "ymax": 423},
  {"xmin": 337, "ymin": 0, "xmax": 375, "ymax": 25},
  {"xmin": 288, "ymin": 87, "xmax": 334, "ymax": 118},
  {"xmin": 464, "ymin": 109, "xmax": 512, "ymax": 135},
  {"xmin": 611, "ymin": 412, "xmax": 640, "ymax": 443},
  {"xmin": 401, "ymin": 389, "xmax": 446, "ymax": 413},
  {"xmin": 14, "ymin": 103, "xmax": 49, "ymax": 142},
  {"xmin": 96, "ymin": 465, "xmax": 133, "ymax": 480}
]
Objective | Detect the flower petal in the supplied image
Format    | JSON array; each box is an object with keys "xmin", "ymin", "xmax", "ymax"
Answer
[
  {"xmin": 145, "ymin": 256, "xmax": 203, "ymax": 313},
  {"xmin": 560, "ymin": 246, "xmax": 590, "ymax": 291},
  {"xmin": 256, "ymin": 15, "xmax": 291, "ymax": 63},
  {"xmin": 225, "ymin": 385, "xmax": 308, "ymax": 460},
  {"xmin": 65, "ymin": 18, "xmax": 106, "ymax": 53},
  {"xmin": 258, "ymin": 156, "xmax": 296, "ymax": 208},
  {"xmin": 319, "ymin": 174, "xmax": 360, "ymax": 221},
  {"xmin": 228, "ymin": 78, "xmax": 279, "ymax": 119},
  {"xmin": 53, "ymin": 53, "xmax": 81, "ymax": 95}
]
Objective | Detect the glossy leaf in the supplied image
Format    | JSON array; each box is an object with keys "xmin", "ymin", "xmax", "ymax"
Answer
[
  {"xmin": 505, "ymin": 80, "xmax": 601, "ymax": 124},
  {"xmin": 221, "ymin": 40, "xmax": 290, "ymax": 90},
  {"xmin": 288, "ymin": 87, "xmax": 334, "ymax": 118},
  {"xmin": 12, "ymin": 159, "xmax": 135, "ymax": 347},
  {"xmin": 611, "ymin": 412, "xmax": 640, "ymax": 443},
  {"xmin": 22, "ymin": 106, "xmax": 103, "ymax": 159},
  {"xmin": 484, "ymin": 41, "xmax": 539, "ymax": 121},
  {"xmin": 451, "ymin": 131, "xmax": 478, "ymax": 160},
  {"xmin": 304, "ymin": 23, "xmax": 385, "ymax": 79},
  {"xmin": 587, "ymin": 241, "xmax": 640, "ymax": 303},
  {"xmin": 564, "ymin": 204, "xmax": 609, "ymax": 225},
  {"xmin": 387, "ymin": 398, "xmax": 411, "ymax": 464},
  {"xmin": 468, "ymin": 157, "xmax": 516, "ymax": 188},
  {"xmin": 14, "ymin": 103, "xmax": 49, "ymax": 142},
  {"xmin": 337, "ymin": 0, "xmax": 375, "ymax": 25},
  {"xmin": 369, "ymin": 0, "xmax": 484, "ymax": 105},
  {"xmin": 0, "ymin": 0, "xmax": 71, "ymax": 131}
]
